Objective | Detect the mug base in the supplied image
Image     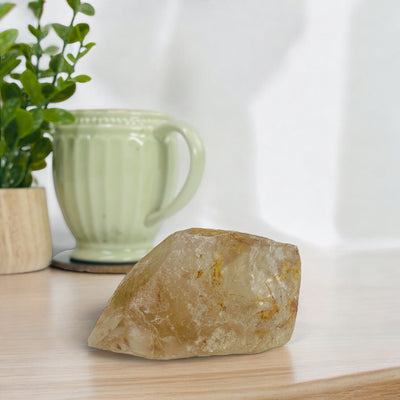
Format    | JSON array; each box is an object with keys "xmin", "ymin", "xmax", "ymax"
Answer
[
  {"xmin": 71, "ymin": 242, "xmax": 153, "ymax": 264},
  {"xmin": 70, "ymin": 257, "xmax": 136, "ymax": 266}
]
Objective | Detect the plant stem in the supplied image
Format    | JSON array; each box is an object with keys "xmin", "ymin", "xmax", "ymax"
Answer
[
  {"xmin": 35, "ymin": 20, "xmax": 42, "ymax": 76},
  {"xmin": 67, "ymin": 42, "xmax": 82, "ymax": 80},
  {"xmin": 51, "ymin": 10, "xmax": 77, "ymax": 87},
  {"xmin": 20, "ymin": 158, "xmax": 32, "ymax": 187}
]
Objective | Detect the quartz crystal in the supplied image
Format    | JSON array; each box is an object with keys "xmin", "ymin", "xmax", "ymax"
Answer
[{"xmin": 88, "ymin": 228, "xmax": 301, "ymax": 360}]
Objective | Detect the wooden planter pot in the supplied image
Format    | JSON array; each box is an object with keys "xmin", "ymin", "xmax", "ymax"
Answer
[{"xmin": 0, "ymin": 188, "xmax": 52, "ymax": 274}]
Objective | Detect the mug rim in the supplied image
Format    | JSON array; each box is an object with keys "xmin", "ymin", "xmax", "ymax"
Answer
[
  {"xmin": 58, "ymin": 109, "xmax": 172, "ymax": 130},
  {"xmin": 69, "ymin": 109, "xmax": 170, "ymax": 118}
]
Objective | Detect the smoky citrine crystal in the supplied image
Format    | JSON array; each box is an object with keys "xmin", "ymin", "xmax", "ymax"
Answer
[{"xmin": 88, "ymin": 228, "xmax": 301, "ymax": 360}]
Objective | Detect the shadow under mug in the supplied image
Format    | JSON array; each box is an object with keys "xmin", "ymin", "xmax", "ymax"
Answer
[{"xmin": 53, "ymin": 109, "xmax": 205, "ymax": 263}]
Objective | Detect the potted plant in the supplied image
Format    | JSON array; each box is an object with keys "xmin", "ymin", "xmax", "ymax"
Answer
[{"xmin": 0, "ymin": 0, "xmax": 94, "ymax": 274}]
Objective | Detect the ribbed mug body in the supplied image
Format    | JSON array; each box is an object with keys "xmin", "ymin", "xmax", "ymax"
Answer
[{"xmin": 53, "ymin": 110, "xmax": 177, "ymax": 263}]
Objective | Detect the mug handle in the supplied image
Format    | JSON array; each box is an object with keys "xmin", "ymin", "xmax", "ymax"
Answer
[{"xmin": 145, "ymin": 121, "xmax": 205, "ymax": 226}]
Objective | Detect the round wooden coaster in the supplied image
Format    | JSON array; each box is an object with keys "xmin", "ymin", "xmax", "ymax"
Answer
[{"xmin": 51, "ymin": 250, "xmax": 136, "ymax": 274}]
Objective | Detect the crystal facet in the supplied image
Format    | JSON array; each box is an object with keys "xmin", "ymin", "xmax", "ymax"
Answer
[{"xmin": 88, "ymin": 228, "xmax": 301, "ymax": 360}]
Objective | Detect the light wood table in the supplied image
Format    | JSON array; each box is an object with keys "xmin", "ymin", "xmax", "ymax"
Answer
[{"xmin": 1, "ymin": 248, "xmax": 399, "ymax": 399}]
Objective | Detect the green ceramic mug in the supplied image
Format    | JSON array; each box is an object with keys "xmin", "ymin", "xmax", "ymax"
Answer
[{"xmin": 53, "ymin": 109, "xmax": 205, "ymax": 263}]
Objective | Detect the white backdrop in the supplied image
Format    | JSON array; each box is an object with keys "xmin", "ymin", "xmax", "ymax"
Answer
[{"xmin": 9, "ymin": 0, "xmax": 400, "ymax": 253}]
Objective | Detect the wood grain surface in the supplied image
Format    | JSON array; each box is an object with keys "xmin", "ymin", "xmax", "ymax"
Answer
[
  {"xmin": 0, "ymin": 247, "xmax": 399, "ymax": 399},
  {"xmin": 0, "ymin": 188, "xmax": 52, "ymax": 274}
]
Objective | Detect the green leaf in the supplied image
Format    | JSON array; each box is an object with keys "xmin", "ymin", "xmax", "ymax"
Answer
[
  {"xmin": 31, "ymin": 159, "xmax": 46, "ymax": 171},
  {"xmin": 2, "ymin": 97, "xmax": 20, "ymax": 124},
  {"xmin": 4, "ymin": 120, "xmax": 17, "ymax": 147},
  {"xmin": 1, "ymin": 82, "xmax": 21, "ymax": 101},
  {"xmin": 28, "ymin": 24, "xmax": 49, "ymax": 41},
  {"xmin": 50, "ymin": 82, "xmax": 76, "ymax": 103},
  {"xmin": 71, "ymin": 74, "xmax": 91, "ymax": 83},
  {"xmin": 11, "ymin": 43, "xmax": 32, "ymax": 58},
  {"xmin": 0, "ymin": 57, "xmax": 20, "ymax": 79},
  {"xmin": 40, "ymin": 120, "xmax": 51, "ymax": 132},
  {"xmin": 0, "ymin": 2, "xmax": 14, "ymax": 20},
  {"xmin": 66, "ymin": 0, "xmax": 80, "ymax": 11},
  {"xmin": 50, "ymin": 55, "xmax": 74, "ymax": 75},
  {"xmin": 5, "ymin": 164, "xmax": 25, "ymax": 187},
  {"xmin": 20, "ymin": 69, "xmax": 44, "ymax": 105},
  {"xmin": 31, "ymin": 136, "xmax": 52, "ymax": 162},
  {"xmin": 7, "ymin": 151, "xmax": 31, "ymax": 188},
  {"xmin": 28, "ymin": 24, "xmax": 40, "ymax": 39},
  {"xmin": 49, "ymin": 53, "xmax": 66, "ymax": 73},
  {"xmin": 18, "ymin": 128, "xmax": 40, "ymax": 146},
  {"xmin": 68, "ymin": 23, "xmax": 89, "ymax": 43},
  {"xmin": 0, "ymin": 47, "xmax": 18, "ymax": 60},
  {"xmin": 41, "ymin": 83, "xmax": 56, "ymax": 99},
  {"xmin": 76, "ymin": 42, "xmax": 95, "ymax": 60},
  {"xmin": 15, "ymin": 109, "xmax": 34, "ymax": 137},
  {"xmin": 52, "ymin": 23, "xmax": 70, "ymax": 41},
  {"xmin": 43, "ymin": 108, "xmax": 75, "ymax": 124},
  {"xmin": 65, "ymin": 60, "xmax": 74, "ymax": 74},
  {"xmin": 57, "ymin": 76, "xmax": 66, "ymax": 89},
  {"xmin": 44, "ymin": 45, "xmax": 59, "ymax": 55},
  {"xmin": 29, "ymin": 108, "xmax": 43, "ymax": 130},
  {"xmin": 0, "ymin": 29, "xmax": 18, "ymax": 55},
  {"xmin": 67, "ymin": 53, "xmax": 76, "ymax": 63},
  {"xmin": 40, "ymin": 24, "xmax": 50, "ymax": 40},
  {"xmin": 79, "ymin": 2, "xmax": 94, "ymax": 15},
  {"xmin": 28, "ymin": 1, "xmax": 43, "ymax": 19},
  {"xmin": 39, "ymin": 69, "xmax": 56, "ymax": 78},
  {"xmin": 84, "ymin": 42, "xmax": 95, "ymax": 50}
]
